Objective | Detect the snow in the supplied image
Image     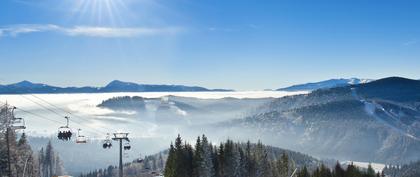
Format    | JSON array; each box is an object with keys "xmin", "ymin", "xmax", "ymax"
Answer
[{"xmin": 341, "ymin": 161, "xmax": 386, "ymax": 173}]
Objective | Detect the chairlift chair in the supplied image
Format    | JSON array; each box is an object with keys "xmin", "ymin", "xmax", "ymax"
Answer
[
  {"xmin": 102, "ymin": 133, "xmax": 112, "ymax": 149},
  {"xmin": 124, "ymin": 142, "xmax": 131, "ymax": 150},
  {"xmin": 76, "ymin": 129, "xmax": 87, "ymax": 144},
  {"xmin": 11, "ymin": 117, "xmax": 26, "ymax": 130},
  {"xmin": 58, "ymin": 116, "xmax": 72, "ymax": 141}
]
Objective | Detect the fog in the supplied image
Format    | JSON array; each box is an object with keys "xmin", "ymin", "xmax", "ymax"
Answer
[{"xmin": 0, "ymin": 91, "xmax": 306, "ymax": 175}]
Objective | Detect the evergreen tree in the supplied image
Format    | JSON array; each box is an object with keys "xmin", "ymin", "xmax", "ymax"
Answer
[
  {"xmin": 297, "ymin": 166, "xmax": 310, "ymax": 177},
  {"xmin": 366, "ymin": 164, "xmax": 376, "ymax": 177},
  {"xmin": 277, "ymin": 152, "xmax": 289, "ymax": 177},
  {"xmin": 254, "ymin": 141, "xmax": 272, "ymax": 177},
  {"xmin": 193, "ymin": 136, "xmax": 202, "ymax": 177},
  {"xmin": 164, "ymin": 143, "xmax": 176, "ymax": 177},
  {"xmin": 200, "ymin": 135, "xmax": 215, "ymax": 177}
]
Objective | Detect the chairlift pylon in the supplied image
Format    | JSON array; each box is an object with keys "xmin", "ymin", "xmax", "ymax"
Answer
[{"xmin": 57, "ymin": 116, "xmax": 72, "ymax": 141}]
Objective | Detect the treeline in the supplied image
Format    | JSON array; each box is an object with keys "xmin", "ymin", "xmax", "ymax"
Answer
[
  {"xmin": 79, "ymin": 153, "xmax": 166, "ymax": 177},
  {"xmin": 382, "ymin": 161, "xmax": 420, "ymax": 177},
  {"xmin": 295, "ymin": 162, "xmax": 384, "ymax": 177},
  {"xmin": 0, "ymin": 104, "xmax": 64, "ymax": 177},
  {"xmin": 164, "ymin": 135, "xmax": 387, "ymax": 177},
  {"xmin": 164, "ymin": 134, "xmax": 303, "ymax": 177}
]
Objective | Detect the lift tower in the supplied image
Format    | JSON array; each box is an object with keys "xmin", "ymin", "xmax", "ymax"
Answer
[{"xmin": 112, "ymin": 132, "xmax": 130, "ymax": 177}]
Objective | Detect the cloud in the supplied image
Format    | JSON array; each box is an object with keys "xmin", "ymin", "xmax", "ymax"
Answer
[{"xmin": 0, "ymin": 24, "xmax": 182, "ymax": 38}]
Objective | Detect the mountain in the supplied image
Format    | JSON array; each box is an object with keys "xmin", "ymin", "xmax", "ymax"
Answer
[
  {"xmin": 277, "ymin": 78, "xmax": 373, "ymax": 92},
  {"xmin": 97, "ymin": 95, "xmax": 274, "ymax": 124},
  {"xmin": 0, "ymin": 80, "xmax": 233, "ymax": 94},
  {"xmin": 218, "ymin": 77, "xmax": 420, "ymax": 164}
]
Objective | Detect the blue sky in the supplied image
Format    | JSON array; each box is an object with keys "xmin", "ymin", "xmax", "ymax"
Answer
[{"xmin": 0, "ymin": 0, "xmax": 419, "ymax": 90}]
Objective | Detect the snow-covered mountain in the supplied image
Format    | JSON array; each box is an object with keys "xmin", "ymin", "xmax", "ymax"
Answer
[
  {"xmin": 0, "ymin": 80, "xmax": 233, "ymax": 94},
  {"xmin": 277, "ymin": 78, "xmax": 373, "ymax": 92},
  {"xmin": 219, "ymin": 77, "xmax": 420, "ymax": 164}
]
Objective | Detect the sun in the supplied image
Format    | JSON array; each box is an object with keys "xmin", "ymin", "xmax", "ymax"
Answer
[{"xmin": 70, "ymin": 0, "xmax": 130, "ymax": 26}]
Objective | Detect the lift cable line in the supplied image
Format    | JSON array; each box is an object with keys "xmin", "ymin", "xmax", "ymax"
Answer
[
  {"xmin": 1, "ymin": 99, "xmax": 113, "ymax": 146},
  {"xmin": 1, "ymin": 100, "xmax": 133, "ymax": 177},
  {"xmin": 28, "ymin": 94, "xmax": 119, "ymax": 134},
  {"xmin": 0, "ymin": 100, "xmax": 101, "ymax": 137},
  {"xmin": 0, "ymin": 100, "xmax": 63, "ymax": 125},
  {"xmin": 18, "ymin": 95, "xmax": 109, "ymax": 136}
]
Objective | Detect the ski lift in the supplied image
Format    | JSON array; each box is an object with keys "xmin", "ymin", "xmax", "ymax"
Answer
[
  {"xmin": 124, "ymin": 142, "xmax": 131, "ymax": 150},
  {"xmin": 76, "ymin": 129, "xmax": 87, "ymax": 144},
  {"xmin": 11, "ymin": 117, "xmax": 26, "ymax": 130},
  {"xmin": 102, "ymin": 133, "xmax": 112, "ymax": 149},
  {"xmin": 58, "ymin": 116, "xmax": 72, "ymax": 141},
  {"xmin": 136, "ymin": 157, "xmax": 144, "ymax": 163},
  {"xmin": 136, "ymin": 154, "xmax": 144, "ymax": 163}
]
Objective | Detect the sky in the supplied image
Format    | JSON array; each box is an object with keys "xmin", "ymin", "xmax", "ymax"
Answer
[{"xmin": 0, "ymin": 0, "xmax": 419, "ymax": 90}]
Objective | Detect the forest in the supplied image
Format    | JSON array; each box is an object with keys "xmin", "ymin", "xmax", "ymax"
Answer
[
  {"xmin": 0, "ymin": 104, "xmax": 64, "ymax": 177},
  {"xmin": 163, "ymin": 135, "xmax": 385, "ymax": 177}
]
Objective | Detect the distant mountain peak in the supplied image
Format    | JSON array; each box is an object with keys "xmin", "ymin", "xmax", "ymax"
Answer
[
  {"xmin": 106, "ymin": 80, "xmax": 136, "ymax": 87},
  {"xmin": 277, "ymin": 78, "xmax": 373, "ymax": 92},
  {"xmin": 15, "ymin": 80, "xmax": 34, "ymax": 86},
  {"xmin": 11, "ymin": 80, "xmax": 49, "ymax": 88}
]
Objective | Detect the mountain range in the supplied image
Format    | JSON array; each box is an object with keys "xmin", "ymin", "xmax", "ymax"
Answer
[
  {"xmin": 277, "ymin": 78, "xmax": 373, "ymax": 91},
  {"xmin": 0, "ymin": 80, "xmax": 233, "ymax": 94},
  {"xmin": 0, "ymin": 78, "xmax": 375, "ymax": 94}
]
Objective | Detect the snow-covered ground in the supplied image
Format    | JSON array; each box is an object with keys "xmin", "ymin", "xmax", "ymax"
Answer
[{"xmin": 341, "ymin": 161, "xmax": 386, "ymax": 173}]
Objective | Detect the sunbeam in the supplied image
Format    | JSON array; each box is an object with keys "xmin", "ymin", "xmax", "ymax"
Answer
[{"xmin": 69, "ymin": 0, "xmax": 130, "ymax": 26}]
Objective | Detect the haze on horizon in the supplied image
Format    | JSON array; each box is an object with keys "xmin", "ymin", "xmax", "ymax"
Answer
[{"xmin": 0, "ymin": 0, "xmax": 419, "ymax": 90}]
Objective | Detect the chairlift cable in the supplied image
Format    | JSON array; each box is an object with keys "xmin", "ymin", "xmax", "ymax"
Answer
[
  {"xmin": 28, "ymin": 94, "xmax": 118, "ymax": 133},
  {"xmin": 18, "ymin": 95, "xmax": 107, "ymax": 135},
  {"xmin": 0, "ymin": 100, "xmax": 62, "ymax": 124}
]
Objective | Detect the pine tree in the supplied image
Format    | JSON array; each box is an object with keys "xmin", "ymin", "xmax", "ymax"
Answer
[
  {"xmin": 254, "ymin": 141, "xmax": 272, "ymax": 177},
  {"xmin": 164, "ymin": 143, "xmax": 176, "ymax": 177},
  {"xmin": 200, "ymin": 135, "xmax": 215, "ymax": 177},
  {"xmin": 217, "ymin": 142, "xmax": 225, "ymax": 177},
  {"xmin": 297, "ymin": 166, "xmax": 310, "ymax": 177},
  {"xmin": 277, "ymin": 152, "xmax": 289, "ymax": 177},
  {"xmin": 333, "ymin": 161, "xmax": 345, "ymax": 177},
  {"xmin": 367, "ymin": 164, "xmax": 376, "ymax": 177},
  {"xmin": 193, "ymin": 136, "xmax": 202, "ymax": 177}
]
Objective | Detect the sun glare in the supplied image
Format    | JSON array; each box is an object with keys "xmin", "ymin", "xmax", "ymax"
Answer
[{"xmin": 70, "ymin": 0, "xmax": 130, "ymax": 26}]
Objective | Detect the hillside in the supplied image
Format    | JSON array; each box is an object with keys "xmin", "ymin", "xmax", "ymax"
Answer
[{"xmin": 218, "ymin": 77, "xmax": 420, "ymax": 163}]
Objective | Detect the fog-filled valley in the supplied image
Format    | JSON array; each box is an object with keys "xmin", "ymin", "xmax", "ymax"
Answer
[
  {"xmin": 1, "ymin": 77, "xmax": 420, "ymax": 176},
  {"xmin": 1, "ymin": 91, "xmax": 302, "ymax": 175}
]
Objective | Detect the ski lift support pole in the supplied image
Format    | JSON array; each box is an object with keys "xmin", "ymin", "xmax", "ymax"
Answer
[{"xmin": 112, "ymin": 132, "xmax": 130, "ymax": 177}]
